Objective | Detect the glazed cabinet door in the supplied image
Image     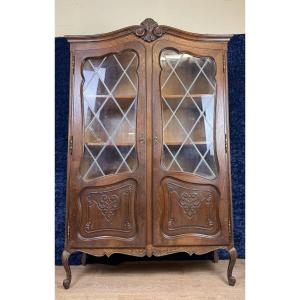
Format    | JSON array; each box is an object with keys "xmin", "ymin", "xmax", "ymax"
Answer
[
  {"xmin": 152, "ymin": 39, "xmax": 231, "ymax": 246},
  {"xmin": 67, "ymin": 41, "xmax": 147, "ymax": 248}
]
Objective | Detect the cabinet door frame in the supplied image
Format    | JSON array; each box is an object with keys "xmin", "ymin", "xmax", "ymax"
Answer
[
  {"xmin": 66, "ymin": 39, "xmax": 147, "ymax": 249},
  {"xmin": 152, "ymin": 38, "xmax": 231, "ymax": 246}
]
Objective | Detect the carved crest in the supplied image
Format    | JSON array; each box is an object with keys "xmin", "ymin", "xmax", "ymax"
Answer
[{"xmin": 134, "ymin": 18, "xmax": 165, "ymax": 42}]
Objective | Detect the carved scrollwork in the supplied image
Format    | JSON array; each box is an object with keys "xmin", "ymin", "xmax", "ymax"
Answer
[
  {"xmin": 99, "ymin": 248, "xmax": 146, "ymax": 258},
  {"xmin": 134, "ymin": 18, "xmax": 165, "ymax": 42},
  {"xmin": 123, "ymin": 219, "xmax": 132, "ymax": 230},
  {"xmin": 97, "ymin": 194, "xmax": 120, "ymax": 222},
  {"xmin": 162, "ymin": 178, "xmax": 221, "ymax": 236},
  {"xmin": 178, "ymin": 191, "xmax": 212, "ymax": 218},
  {"xmin": 179, "ymin": 192, "xmax": 200, "ymax": 218},
  {"xmin": 79, "ymin": 180, "xmax": 137, "ymax": 239},
  {"xmin": 87, "ymin": 188, "xmax": 133, "ymax": 224},
  {"xmin": 85, "ymin": 221, "xmax": 92, "ymax": 231},
  {"xmin": 168, "ymin": 218, "xmax": 175, "ymax": 228},
  {"xmin": 152, "ymin": 246, "xmax": 221, "ymax": 257}
]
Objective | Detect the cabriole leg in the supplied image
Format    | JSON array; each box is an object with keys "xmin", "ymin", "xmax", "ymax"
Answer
[
  {"xmin": 62, "ymin": 250, "xmax": 72, "ymax": 289},
  {"xmin": 227, "ymin": 247, "xmax": 237, "ymax": 286}
]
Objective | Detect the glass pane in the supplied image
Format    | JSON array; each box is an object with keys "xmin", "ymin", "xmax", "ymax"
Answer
[
  {"xmin": 160, "ymin": 49, "xmax": 218, "ymax": 179},
  {"xmin": 80, "ymin": 51, "xmax": 138, "ymax": 180}
]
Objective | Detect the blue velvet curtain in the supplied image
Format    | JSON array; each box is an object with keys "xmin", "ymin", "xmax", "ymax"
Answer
[{"xmin": 55, "ymin": 35, "xmax": 245, "ymax": 265}]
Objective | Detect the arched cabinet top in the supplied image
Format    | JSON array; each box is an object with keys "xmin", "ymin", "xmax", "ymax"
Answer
[{"xmin": 65, "ymin": 18, "xmax": 232, "ymax": 44}]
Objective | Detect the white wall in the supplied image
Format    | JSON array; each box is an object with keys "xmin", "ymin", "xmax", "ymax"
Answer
[{"xmin": 55, "ymin": 0, "xmax": 244, "ymax": 36}]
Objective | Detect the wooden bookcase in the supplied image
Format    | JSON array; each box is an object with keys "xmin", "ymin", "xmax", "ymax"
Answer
[{"xmin": 62, "ymin": 18, "xmax": 237, "ymax": 288}]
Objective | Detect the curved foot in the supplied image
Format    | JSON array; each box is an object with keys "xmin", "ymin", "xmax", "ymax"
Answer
[
  {"xmin": 62, "ymin": 250, "xmax": 72, "ymax": 289},
  {"xmin": 212, "ymin": 250, "xmax": 219, "ymax": 263},
  {"xmin": 63, "ymin": 278, "xmax": 71, "ymax": 289},
  {"xmin": 227, "ymin": 247, "xmax": 237, "ymax": 286},
  {"xmin": 81, "ymin": 253, "xmax": 87, "ymax": 266}
]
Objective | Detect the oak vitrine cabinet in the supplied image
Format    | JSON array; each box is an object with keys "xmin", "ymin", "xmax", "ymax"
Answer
[{"xmin": 62, "ymin": 19, "xmax": 237, "ymax": 289}]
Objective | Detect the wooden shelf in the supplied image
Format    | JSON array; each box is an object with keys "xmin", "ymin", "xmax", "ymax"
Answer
[
  {"xmin": 84, "ymin": 94, "xmax": 213, "ymax": 101},
  {"xmin": 84, "ymin": 95, "xmax": 136, "ymax": 101},
  {"xmin": 85, "ymin": 141, "xmax": 210, "ymax": 146},
  {"xmin": 86, "ymin": 142, "xmax": 135, "ymax": 147},
  {"xmin": 162, "ymin": 94, "xmax": 214, "ymax": 99},
  {"xmin": 165, "ymin": 141, "xmax": 210, "ymax": 145}
]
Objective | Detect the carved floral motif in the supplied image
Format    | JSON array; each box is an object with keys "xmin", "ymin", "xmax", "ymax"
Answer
[
  {"xmin": 95, "ymin": 248, "xmax": 146, "ymax": 258},
  {"xmin": 134, "ymin": 18, "xmax": 165, "ymax": 42},
  {"xmin": 152, "ymin": 246, "xmax": 221, "ymax": 257},
  {"xmin": 179, "ymin": 192, "xmax": 201, "ymax": 218},
  {"xmin": 85, "ymin": 185, "xmax": 134, "ymax": 224},
  {"xmin": 163, "ymin": 180, "xmax": 220, "ymax": 235},
  {"xmin": 167, "ymin": 183, "xmax": 213, "ymax": 218},
  {"xmin": 87, "ymin": 193, "xmax": 120, "ymax": 222},
  {"xmin": 123, "ymin": 219, "xmax": 132, "ymax": 230},
  {"xmin": 97, "ymin": 194, "xmax": 120, "ymax": 222}
]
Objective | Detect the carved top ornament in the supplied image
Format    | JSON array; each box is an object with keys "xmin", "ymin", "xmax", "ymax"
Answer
[{"xmin": 134, "ymin": 18, "xmax": 165, "ymax": 42}]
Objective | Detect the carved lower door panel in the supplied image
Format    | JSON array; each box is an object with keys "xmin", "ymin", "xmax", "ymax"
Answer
[
  {"xmin": 161, "ymin": 177, "xmax": 221, "ymax": 237},
  {"xmin": 79, "ymin": 179, "xmax": 137, "ymax": 240}
]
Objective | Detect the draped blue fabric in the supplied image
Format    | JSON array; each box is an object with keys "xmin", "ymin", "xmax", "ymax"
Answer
[{"xmin": 55, "ymin": 35, "xmax": 245, "ymax": 265}]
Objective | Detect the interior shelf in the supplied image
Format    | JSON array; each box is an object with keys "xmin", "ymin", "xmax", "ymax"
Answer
[
  {"xmin": 85, "ymin": 141, "xmax": 210, "ymax": 146},
  {"xmin": 165, "ymin": 141, "xmax": 210, "ymax": 145},
  {"xmin": 162, "ymin": 93, "xmax": 214, "ymax": 99},
  {"xmin": 85, "ymin": 94, "xmax": 213, "ymax": 100},
  {"xmin": 84, "ymin": 95, "xmax": 136, "ymax": 101},
  {"xmin": 86, "ymin": 142, "xmax": 135, "ymax": 147}
]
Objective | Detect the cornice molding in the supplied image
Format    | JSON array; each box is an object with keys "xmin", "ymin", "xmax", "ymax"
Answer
[{"xmin": 65, "ymin": 18, "xmax": 232, "ymax": 43}]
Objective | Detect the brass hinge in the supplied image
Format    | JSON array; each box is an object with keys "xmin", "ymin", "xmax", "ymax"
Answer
[
  {"xmin": 71, "ymin": 55, "xmax": 75, "ymax": 74},
  {"xmin": 69, "ymin": 136, "xmax": 73, "ymax": 155},
  {"xmin": 223, "ymin": 53, "xmax": 226, "ymax": 73},
  {"xmin": 225, "ymin": 134, "xmax": 228, "ymax": 153}
]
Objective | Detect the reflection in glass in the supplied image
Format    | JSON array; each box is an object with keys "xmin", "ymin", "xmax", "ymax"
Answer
[
  {"xmin": 160, "ymin": 49, "xmax": 218, "ymax": 179},
  {"xmin": 80, "ymin": 51, "xmax": 138, "ymax": 180}
]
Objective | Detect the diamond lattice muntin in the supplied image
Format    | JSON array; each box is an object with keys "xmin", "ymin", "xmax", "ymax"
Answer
[
  {"xmin": 80, "ymin": 50, "xmax": 138, "ymax": 180},
  {"xmin": 160, "ymin": 49, "xmax": 218, "ymax": 179}
]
